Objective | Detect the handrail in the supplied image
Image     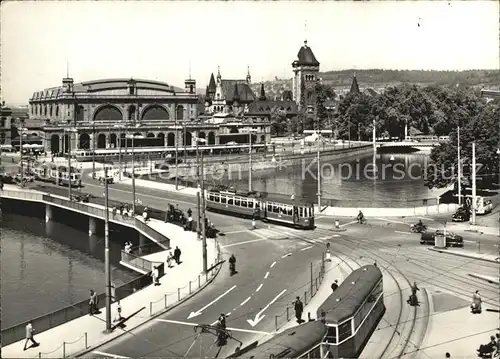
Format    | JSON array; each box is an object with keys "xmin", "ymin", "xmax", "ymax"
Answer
[{"xmin": 121, "ymin": 250, "xmax": 156, "ymax": 273}]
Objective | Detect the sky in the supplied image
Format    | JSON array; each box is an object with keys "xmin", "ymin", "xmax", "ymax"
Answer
[{"xmin": 1, "ymin": 0, "xmax": 499, "ymax": 105}]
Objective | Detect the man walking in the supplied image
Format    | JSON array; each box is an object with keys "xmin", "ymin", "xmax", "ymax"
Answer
[
  {"xmin": 89, "ymin": 289, "xmax": 98, "ymax": 315},
  {"xmin": 294, "ymin": 296, "xmax": 304, "ymax": 324},
  {"xmin": 23, "ymin": 321, "xmax": 39, "ymax": 350},
  {"xmin": 174, "ymin": 246, "xmax": 181, "ymax": 264}
]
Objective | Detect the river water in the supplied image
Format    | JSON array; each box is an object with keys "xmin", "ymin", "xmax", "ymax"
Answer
[
  {"xmin": 214, "ymin": 152, "xmax": 447, "ymax": 206},
  {"xmin": 1, "ymin": 213, "xmax": 138, "ymax": 329}
]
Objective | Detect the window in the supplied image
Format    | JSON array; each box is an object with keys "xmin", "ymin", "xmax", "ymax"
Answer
[
  {"xmin": 325, "ymin": 326, "xmax": 337, "ymax": 344},
  {"xmin": 209, "ymin": 194, "xmax": 214, "ymax": 201},
  {"xmin": 221, "ymin": 196, "xmax": 227, "ymax": 204},
  {"xmin": 338, "ymin": 320, "xmax": 352, "ymax": 342},
  {"xmin": 235, "ymin": 199, "xmax": 240, "ymax": 206},
  {"xmin": 214, "ymin": 195, "xmax": 220, "ymax": 203},
  {"xmin": 267, "ymin": 204, "xmax": 272, "ymax": 211},
  {"xmin": 255, "ymin": 202, "xmax": 260, "ymax": 209},
  {"xmin": 299, "ymin": 208, "xmax": 303, "ymax": 217},
  {"xmin": 241, "ymin": 200, "xmax": 247, "ymax": 207},
  {"xmin": 228, "ymin": 198, "xmax": 234, "ymax": 205},
  {"xmin": 287, "ymin": 208, "xmax": 292, "ymax": 216},
  {"xmin": 273, "ymin": 205, "xmax": 279, "ymax": 213}
]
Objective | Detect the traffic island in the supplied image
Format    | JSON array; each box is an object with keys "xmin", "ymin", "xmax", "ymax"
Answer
[{"xmin": 427, "ymin": 247, "xmax": 499, "ymax": 264}]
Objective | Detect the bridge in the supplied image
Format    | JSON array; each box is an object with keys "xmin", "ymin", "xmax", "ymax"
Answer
[
  {"xmin": 377, "ymin": 140, "xmax": 441, "ymax": 150},
  {"xmin": 0, "ymin": 186, "xmax": 171, "ymax": 250}
]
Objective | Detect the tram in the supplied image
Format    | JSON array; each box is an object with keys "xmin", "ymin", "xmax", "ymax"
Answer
[
  {"xmin": 205, "ymin": 189, "xmax": 315, "ymax": 229},
  {"xmin": 33, "ymin": 163, "xmax": 82, "ymax": 187},
  {"xmin": 72, "ymin": 143, "xmax": 267, "ymax": 162},
  {"xmin": 231, "ymin": 265, "xmax": 385, "ymax": 359}
]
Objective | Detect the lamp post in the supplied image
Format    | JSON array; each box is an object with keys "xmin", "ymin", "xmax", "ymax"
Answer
[
  {"xmin": 193, "ymin": 136, "xmax": 207, "ymax": 273},
  {"xmin": 174, "ymin": 121, "xmax": 180, "ymax": 190},
  {"xmin": 127, "ymin": 128, "xmax": 143, "ymax": 216},
  {"xmin": 65, "ymin": 121, "xmax": 77, "ymax": 199},
  {"xmin": 103, "ymin": 165, "xmax": 112, "ymax": 331},
  {"xmin": 91, "ymin": 121, "xmax": 96, "ymax": 179},
  {"xmin": 248, "ymin": 128, "xmax": 258, "ymax": 192},
  {"xmin": 457, "ymin": 126, "xmax": 462, "ymax": 205},
  {"xmin": 316, "ymin": 130, "xmax": 321, "ymax": 209},
  {"xmin": 113, "ymin": 124, "xmax": 123, "ymax": 181},
  {"xmin": 17, "ymin": 118, "xmax": 27, "ymax": 184},
  {"xmin": 471, "ymin": 142, "xmax": 477, "ymax": 230}
]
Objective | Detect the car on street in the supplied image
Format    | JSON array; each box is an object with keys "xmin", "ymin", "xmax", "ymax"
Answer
[
  {"xmin": 420, "ymin": 230, "xmax": 464, "ymax": 247},
  {"xmin": 452, "ymin": 207, "xmax": 470, "ymax": 222},
  {"xmin": 98, "ymin": 174, "xmax": 114, "ymax": 184},
  {"xmin": 477, "ymin": 199, "xmax": 493, "ymax": 215}
]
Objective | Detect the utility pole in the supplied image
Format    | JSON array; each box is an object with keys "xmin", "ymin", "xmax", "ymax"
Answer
[
  {"xmin": 175, "ymin": 119, "xmax": 179, "ymax": 190},
  {"xmin": 196, "ymin": 139, "xmax": 201, "ymax": 241},
  {"xmin": 372, "ymin": 117, "xmax": 377, "ymax": 174},
  {"xmin": 457, "ymin": 126, "xmax": 461, "ymax": 205},
  {"xmin": 132, "ymin": 136, "xmax": 136, "ymax": 216},
  {"xmin": 471, "ymin": 142, "xmax": 477, "ymax": 230},
  {"xmin": 249, "ymin": 131, "xmax": 252, "ymax": 192},
  {"xmin": 92, "ymin": 122, "xmax": 96, "ymax": 179},
  {"xmin": 201, "ymin": 145, "xmax": 207, "ymax": 273},
  {"xmin": 317, "ymin": 130, "xmax": 321, "ymax": 210},
  {"xmin": 104, "ymin": 166, "xmax": 112, "ymax": 331},
  {"xmin": 68, "ymin": 127, "xmax": 72, "ymax": 199}
]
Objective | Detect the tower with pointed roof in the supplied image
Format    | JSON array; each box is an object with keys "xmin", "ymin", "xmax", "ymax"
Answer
[
  {"xmin": 258, "ymin": 83, "xmax": 267, "ymax": 101},
  {"xmin": 350, "ymin": 73, "xmax": 360, "ymax": 94},
  {"xmin": 292, "ymin": 40, "xmax": 320, "ymax": 111},
  {"xmin": 246, "ymin": 66, "xmax": 251, "ymax": 84}
]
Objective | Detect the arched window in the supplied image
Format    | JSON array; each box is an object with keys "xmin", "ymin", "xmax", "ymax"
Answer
[
  {"xmin": 307, "ymin": 92, "xmax": 313, "ymax": 100},
  {"xmin": 55, "ymin": 105, "xmax": 59, "ymax": 117}
]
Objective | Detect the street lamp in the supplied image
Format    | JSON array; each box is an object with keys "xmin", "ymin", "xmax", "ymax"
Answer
[
  {"xmin": 17, "ymin": 118, "xmax": 28, "ymax": 185},
  {"xmin": 126, "ymin": 128, "xmax": 143, "ymax": 216},
  {"xmin": 248, "ymin": 128, "xmax": 258, "ymax": 192},
  {"xmin": 113, "ymin": 124, "xmax": 123, "ymax": 181},
  {"xmin": 173, "ymin": 123, "xmax": 182, "ymax": 190},
  {"xmin": 457, "ymin": 126, "xmax": 462, "ymax": 205},
  {"xmin": 103, "ymin": 165, "xmax": 112, "ymax": 331},
  {"xmin": 64, "ymin": 120, "xmax": 77, "ymax": 199},
  {"xmin": 193, "ymin": 136, "xmax": 207, "ymax": 273},
  {"xmin": 91, "ymin": 121, "xmax": 96, "ymax": 178}
]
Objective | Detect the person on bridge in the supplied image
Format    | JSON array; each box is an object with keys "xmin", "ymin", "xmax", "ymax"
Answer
[
  {"xmin": 89, "ymin": 289, "xmax": 98, "ymax": 315},
  {"xmin": 23, "ymin": 321, "xmax": 39, "ymax": 351},
  {"xmin": 331, "ymin": 280, "xmax": 339, "ymax": 292},
  {"xmin": 294, "ymin": 296, "xmax": 304, "ymax": 324}
]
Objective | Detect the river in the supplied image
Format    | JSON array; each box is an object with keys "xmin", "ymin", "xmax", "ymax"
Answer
[{"xmin": 1, "ymin": 212, "xmax": 138, "ymax": 329}]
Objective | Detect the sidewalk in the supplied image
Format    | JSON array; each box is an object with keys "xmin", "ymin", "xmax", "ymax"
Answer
[
  {"xmin": 427, "ymin": 247, "xmax": 499, "ymax": 263},
  {"xmin": 1, "ymin": 220, "xmax": 220, "ymax": 358},
  {"xmin": 445, "ymin": 221, "xmax": 500, "ymax": 237}
]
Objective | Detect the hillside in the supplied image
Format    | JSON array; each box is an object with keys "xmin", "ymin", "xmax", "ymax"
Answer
[{"xmin": 249, "ymin": 69, "xmax": 500, "ymax": 100}]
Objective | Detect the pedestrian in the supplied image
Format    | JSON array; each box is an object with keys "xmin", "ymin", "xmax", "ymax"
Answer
[
  {"xmin": 471, "ymin": 290, "xmax": 482, "ymax": 314},
  {"xmin": 89, "ymin": 289, "xmax": 98, "ymax": 315},
  {"xmin": 294, "ymin": 296, "xmax": 304, "ymax": 324},
  {"xmin": 187, "ymin": 208, "xmax": 192, "ymax": 218},
  {"xmin": 152, "ymin": 266, "xmax": 160, "ymax": 286},
  {"xmin": 445, "ymin": 353, "xmax": 451, "ymax": 358},
  {"xmin": 408, "ymin": 282, "xmax": 419, "ymax": 306},
  {"xmin": 174, "ymin": 246, "xmax": 181, "ymax": 264},
  {"xmin": 23, "ymin": 321, "xmax": 39, "ymax": 350},
  {"xmin": 325, "ymin": 243, "xmax": 332, "ymax": 262},
  {"xmin": 331, "ymin": 280, "xmax": 339, "ymax": 292},
  {"xmin": 113, "ymin": 301, "xmax": 124, "ymax": 322},
  {"xmin": 166, "ymin": 251, "xmax": 174, "ymax": 268},
  {"xmin": 251, "ymin": 215, "xmax": 256, "ymax": 230}
]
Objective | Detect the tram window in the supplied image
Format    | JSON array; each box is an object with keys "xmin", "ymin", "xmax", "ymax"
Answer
[
  {"xmin": 209, "ymin": 194, "xmax": 214, "ymax": 201},
  {"xmin": 241, "ymin": 200, "xmax": 247, "ymax": 207},
  {"xmin": 325, "ymin": 326, "xmax": 337, "ymax": 344},
  {"xmin": 338, "ymin": 321, "xmax": 352, "ymax": 342},
  {"xmin": 267, "ymin": 204, "xmax": 272, "ymax": 211},
  {"xmin": 235, "ymin": 199, "xmax": 240, "ymax": 206},
  {"xmin": 228, "ymin": 198, "xmax": 234, "ymax": 205},
  {"xmin": 214, "ymin": 195, "xmax": 220, "ymax": 203},
  {"xmin": 304, "ymin": 208, "xmax": 309, "ymax": 217},
  {"xmin": 255, "ymin": 202, "xmax": 260, "ymax": 209},
  {"xmin": 287, "ymin": 208, "xmax": 292, "ymax": 216},
  {"xmin": 220, "ymin": 196, "xmax": 227, "ymax": 204},
  {"xmin": 299, "ymin": 208, "xmax": 303, "ymax": 217},
  {"xmin": 273, "ymin": 205, "xmax": 279, "ymax": 213}
]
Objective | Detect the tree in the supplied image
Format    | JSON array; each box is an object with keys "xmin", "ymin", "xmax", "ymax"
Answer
[
  {"xmin": 315, "ymin": 83, "xmax": 336, "ymax": 130},
  {"xmin": 270, "ymin": 107, "xmax": 287, "ymax": 136},
  {"xmin": 425, "ymin": 100, "xmax": 500, "ymax": 189}
]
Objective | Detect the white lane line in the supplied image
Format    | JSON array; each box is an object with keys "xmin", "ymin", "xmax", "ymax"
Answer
[
  {"xmin": 270, "ymin": 261, "xmax": 277, "ymax": 268},
  {"xmin": 332, "ymin": 234, "xmax": 341, "ymax": 237},
  {"xmin": 155, "ymin": 319, "xmax": 272, "ymax": 335},
  {"xmin": 301, "ymin": 245, "xmax": 314, "ymax": 251},
  {"xmin": 256, "ymin": 283, "xmax": 263, "ymax": 292},
  {"xmin": 240, "ymin": 296, "xmax": 251, "ymax": 306},
  {"xmin": 92, "ymin": 351, "xmax": 130, "ymax": 359},
  {"xmin": 339, "ymin": 220, "xmax": 357, "ymax": 227},
  {"xmin": 221, "ymin": 238, "xmax": 267, "ymax": 248},
  {"xmin": 464, "ymin": 240, "xmax": 477, "ymax": 244},
  {"xmin": 264, "ymin": 272, "xmax": 270, "ymax": 279},
  {"xmin": 281, "ymin": 253, "xmax": 292, "ymax": 259},
  {"xmin": 375, "ymin": 218, "xmax": 407, "ymax": 225},
  {"xmin": 224, "ymin": 230, "xmax": 250, "ymax": 235},
  {"xmin": 395, "ymin": 231, "xmax": 411, "ymax": 235},
  {"xmin": 416, "ymin": 217, "xmax": 435, "ymax": 221}
]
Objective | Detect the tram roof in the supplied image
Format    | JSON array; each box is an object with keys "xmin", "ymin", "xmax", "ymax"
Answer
[
  {"xmin": 233, "ymin": 321, "xmax": 326, "ymax": 358},
  {"xmin": 317, "ymin": 265, "xmax": 382, "ymax": 324},
  {"xmin": 207, "ymin": 188, "xmax": 314, "ymax": 207}
]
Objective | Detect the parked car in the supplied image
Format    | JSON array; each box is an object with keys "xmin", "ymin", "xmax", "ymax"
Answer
[
  {"xmin": 477, "ymin": 200, "xmax": 493, "ymax": 215},
  {"xmin": 452, "ymin": 207, "xmax": 470, "ymax": 222},
  {"xmin": 98, "ymin": 175, "xmax": 114, "ymax": 184},
  {"xmin": 420, "ymin": 230, "xmax": 464, "ymax": 247}
]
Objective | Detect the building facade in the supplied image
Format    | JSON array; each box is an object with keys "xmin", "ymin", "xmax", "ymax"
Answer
[
  {"xmin": 292, "ymin": 40, "xmax": 320, "ymax": 112},
  {"xmin": 28, "ymin": 77, "xmax": 201, "ymax": 153}
]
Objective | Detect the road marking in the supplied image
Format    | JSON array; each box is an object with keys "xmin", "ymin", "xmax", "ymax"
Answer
[
  {"xmin": 339, "ymin": 220, "xmax": 357, "ymax": 227},
  {"xmin": 221, "ymin": 238, "xmax": 267, "ymax": 248},
  {"xmin": 92, "ymin": 351, "xmax": 130, "ymax": 359},
  {"xmin": 247, "ymin": 289, "xmax": 287, "ymax": 327},
  {"xmin": 332, "ymin": 234, "xmax": 341, "ymax": 237},
  {"xmin": 227, "ymin": 312, "xmax": 232, "ymax": 316},
  {"xmin": 281, "ymin": 253, "xmax": 292, "ymax": 259},
  {"xmin": 375, "ymin": 218, "xmax": 407, "ymax": 225},
  {"xmin": 187, "ymin": 285, "xmax": 237, "ymax": 319},
  {"xmin": 395, "ymin": 231, "xmax": 411, "ymax": 235},
  {"xmin": 240, "ymin": 296, "xmax": 251, "ymax": 306},
  {"xmin": 155, "ymin": 319, "xmax": 271, "ymax": 335},
  {"xmin": 301, "ymin": 245, "xmax": 313, "ymax": 251},
  {"xmin": 256, "ymin": 283, "xmax": 263, "ymax": 292},
  {"xmin": 416, "ymin": 217, "xmax": 435, "ymax": 221},
  {"xmin": 224, "ymin": 230, "xmax": 250, "ymax": 235},
  {"xmin": 251, "ymin": 230, "xmax": 267, "ymax": 239},
  {"xmin": 464, "ymin": 240, "xmax": 477, "ymax": 244},
  {"xmin": 270, "ymin": 261, "xmax": 277, "ymax": 268},
  {"xmin": 264, "ymin": 272, "xmax": 269, "ymax": 279}
]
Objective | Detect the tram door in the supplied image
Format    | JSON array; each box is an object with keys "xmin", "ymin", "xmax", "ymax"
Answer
[{"xmin": 293, "ymin": 206, "xmax": 299, "ymax": 224}]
